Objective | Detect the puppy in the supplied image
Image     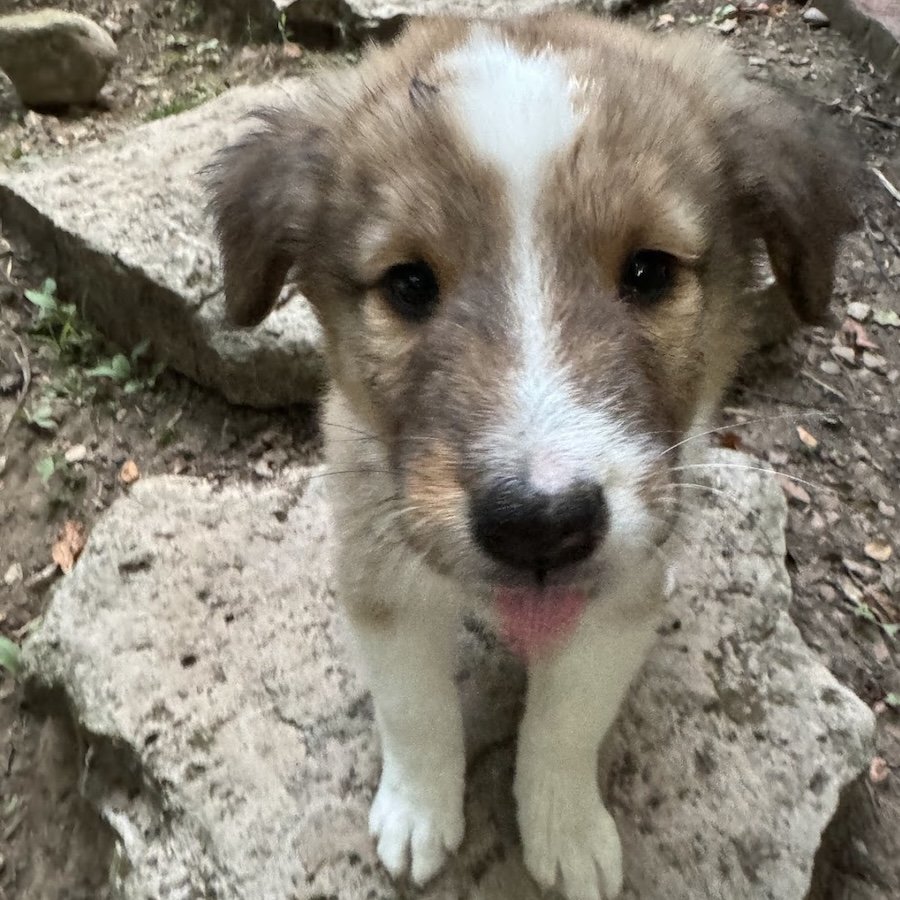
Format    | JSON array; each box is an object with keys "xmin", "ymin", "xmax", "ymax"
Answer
[{"xmin": 208, "ymin": 14, "xmax": 855, "ymax": 899}]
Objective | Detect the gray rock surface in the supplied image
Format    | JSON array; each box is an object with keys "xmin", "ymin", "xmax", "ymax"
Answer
[
  {"xmin": 0, "ymin": 11, "xmax": 117, "ymax": 108},
  {"xmin": 817, "ymin": 0, "xmax": 900, "ymax": 82},
  {"xmin": 277, "ymin": 1, "xmax": 631, "ymax": 48},
  {"xmin": 22, "ymin": 452, "xmax": 875, "ymax": 899},
  {"xmin": 0, "ymin": 80, "xmax": 325, "ymax": 408}
]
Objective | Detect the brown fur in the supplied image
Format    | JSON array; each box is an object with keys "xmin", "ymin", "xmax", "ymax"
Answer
[{"xmin": 207, "ymin": 12, "xmax": 858, "ymax": 570}]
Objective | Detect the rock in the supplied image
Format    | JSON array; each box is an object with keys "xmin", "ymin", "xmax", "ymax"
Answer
[
  {"xmin": 816, "ymin": 0, "xmax": 900, "ymax": 83},
  {"xmin": 847, "ymin": 301, "xmax": 872, "ymax": 321},
  {"xmin": 21, "ymin": 452, "xmax": 874, "ymax": 899},
  {"xmin": 0, "ymin": 11, "xmax": 117, "ymax": 108},
  {"xmin": 803, "ymin": 7, "xmax": 832, "ymax": 27},
  {"xmin": 862, "ymin": 350, "xmax": 888, "ymax": 373},
  {"xmin": 277, "ymin": 1, "xmax": 632, "ymax": 49},
  {"xmin": 0, "ymin": 80, "xmax": 324, "ymax": 408}
]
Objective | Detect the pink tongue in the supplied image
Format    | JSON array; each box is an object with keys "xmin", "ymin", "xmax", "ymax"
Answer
[{"xmin": 495, "ymin": 586, "xmax": 588, "ymax": 661}]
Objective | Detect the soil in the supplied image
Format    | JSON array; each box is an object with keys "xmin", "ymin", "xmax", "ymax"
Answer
[{"xmin": 0, "ymin": 1, "xmax": 897, "ymax": 899}]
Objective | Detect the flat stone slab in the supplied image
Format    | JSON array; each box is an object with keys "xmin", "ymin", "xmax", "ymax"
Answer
[
  {"xmin": 22, "ymin": 452, "xmax": 875, "ymax": 899},
  {"xmin": 0, "ymin": 80, "xmax": 325, "ymax": 408},
  {"xmin": 276, "ymin": 1, "xmax": 630, "ymax": 48},
  {"xmin": 817, "ymin": 0, "xmax": 900, "ymax": 82}
]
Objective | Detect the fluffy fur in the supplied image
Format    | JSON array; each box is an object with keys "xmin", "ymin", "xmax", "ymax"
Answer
[{"xmin": 207, "ymin": 14, "xmax": 856, "ymax": 899}]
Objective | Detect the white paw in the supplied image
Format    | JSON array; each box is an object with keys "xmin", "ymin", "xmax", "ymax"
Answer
[
  {"xmin": 369, "ymin": 768, "xmax": 465, "ymax": 886},
  {"xmin": 516, "ymin": 771, "xmax": 623, "ymax": 900}
]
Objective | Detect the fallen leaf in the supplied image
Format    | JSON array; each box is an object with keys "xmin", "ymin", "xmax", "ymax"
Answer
[
  {"xmin": 869, "ymin": 756, "xmax": 890, "ymax": 785},
  {"xmin": 657, "ymin": 13, "xmax": 675, "ymax": 26},
  {"xmin": 777, "ymin": 476, "xmax": 811, "ymax": 505},
  {"xmin": 864, "ymin": 541, "xmax": 893, "ymax": 563},
  {"xmin": 51, "ymin": 520, "xmax": 86, "ymax": 574},
  {"xmin": 796, "ymin": 425, "xmax": 818, "ymax": 449},
  {"xmin": 282, "ymin": 41, "xmax": 303, "ymax": 59},
  {"xmin": 885, "ymin": 692, "xmax": 900, "ymax": 711},
  {"xmin": 841, "ymin": 318, "xmax": 880, "ymax": 350},
  {"xmin": 873, "ymin": 308, "xmax": 900, "ymax": 328},
  {"xmin": 3, "ymin": 563, "xmax": 22, "ymax": 586},
  {"xmin": 715, "ymin": 430, "xmax": 745, "ymax": 451},
  {"xmin": 119, "ymin": 459, "xmax": 140, "ymax": 485}
]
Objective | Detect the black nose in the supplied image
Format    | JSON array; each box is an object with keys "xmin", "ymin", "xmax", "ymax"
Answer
[{"xmin": 470, "ymin": 478, "xmax": 609, "ymax": 574}]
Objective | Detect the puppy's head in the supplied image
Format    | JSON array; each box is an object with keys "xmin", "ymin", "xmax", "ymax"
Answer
[{"xmin": 208, "ymin": 15, "xmax": 857, "ymax": 599}]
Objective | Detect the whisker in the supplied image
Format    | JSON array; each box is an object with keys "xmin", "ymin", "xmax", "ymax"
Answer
[
  {"xmin": 656, "ymin": 411, "xmax": 828, "ymax": 459},
  {"xmin": 669, "ymin": 462, "xmax": 832, "ymax": 494}
]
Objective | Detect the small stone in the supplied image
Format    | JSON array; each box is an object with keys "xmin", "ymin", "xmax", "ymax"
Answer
[
  {"xmin": 0, "ymin": 11, "xmax": 117, "ymax": 108},
  {"xmin": 253, "ymin": 459, "xmax": 274, "ymax": 480},
  {"xmin": 869, "ymin": 757, "xmax": 890, "ymax": 785},
  {"xmin": 802, "ymin": 8, "xmax": 830, "ymax": 27},
  {"xmin": 119, "ymin": 460, "xmax": 140, "ymax": 485},
  {"xmin": 3, "ymin": 562, "xmax": 23, "ymax": 585},
  {"xmin": 831, "ymin": 345, "xmax": 857, "ymax": 365},
  {"xmin": 862, "ymin": 352, "xmax": 887, "ymax": 374},
  {"xmin": 877, "ymin": 501, "xmax": 896, "ymax": 519},
  {"xmin": 64, "ymin": 443, "xmax": 87, "ymax": 464},
  {"xmin": 873, "ymin": 309, "xmax": 900, "ymax": 328},
  {"xmin": 864, "ymin": 541, "xmax": 893, "ymax": 563},
  {"xmin": 748, "ymin": 56, "xmax": 767, "ymax": 67},
  {"xmin": 847, "ymin": 301, "xmax": 871, "ymax": 322},
  {"xmin": 819, "ymin": 360, "xmax": 841, "ymax": 376}
]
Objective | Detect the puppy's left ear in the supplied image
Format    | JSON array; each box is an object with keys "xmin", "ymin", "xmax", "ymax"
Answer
[{"xmin": 722, "ymin": 84, "xmax": 861, "ymax": 325}]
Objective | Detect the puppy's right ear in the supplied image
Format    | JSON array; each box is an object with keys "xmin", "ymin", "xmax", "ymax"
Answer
[{"xmin": 205, "ymin": 104, "xmax": 332, "ymax": 327}]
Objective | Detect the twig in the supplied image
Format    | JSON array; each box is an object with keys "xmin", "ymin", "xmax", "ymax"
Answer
[
  {"xmin": 2, "ymin": 334, "xmax": 31, "ymax": 436},
  {"xmin": 817, "ymin": 98, "xmax": 900, "ymax": 130},
  {"xmin": 872, "ymin": 167, "xmax": 900, "ymax": 205},
  {"xmin": 800, "ymin": 368, "xmax": 848, "ymax": 402}
]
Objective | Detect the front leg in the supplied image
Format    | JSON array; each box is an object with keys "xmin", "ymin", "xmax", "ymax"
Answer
[
  {"xmin": 515, "ymin": 587, "xmax": 663, "ymax": 900},
  {"xmin": 346, "ymin": 593, "xmax": 465, "ymax": 886}
]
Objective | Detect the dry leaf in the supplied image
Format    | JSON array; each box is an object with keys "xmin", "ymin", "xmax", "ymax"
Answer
[
  {"xmin": 119, "ymin": 459, "xmax": 140, "ymax": 485},
  {"xmin": 869, "ymin": 756, "xmax": 890, "ymax": 785},
  {"xmin": 777, "ymin": 476, "xmax": 811, "ymax": 505},
  {"xmin": 830, "ymin": 344, "xmax": 857, "ymax": 365},
  {"xmin": 864, "ymin": 541, "xmax": 893, "ymax": 563},
  {"xmin": 841, "ymin": 318, "xmax": 880, "ymax": 351},
  {"xmin": 716, "ymin": 430, "xmax": 745, "ymax": 451},
  {"xmin": 796, "ymin": 426, "xmax": 818, "ymax": 449},
  {"xmin": 51, "ymin": 520, "xmax": 86, "ymax": 574},
  {"xmin": 282, "ymin": 41, "xmax": 303, "ymax": 59}
]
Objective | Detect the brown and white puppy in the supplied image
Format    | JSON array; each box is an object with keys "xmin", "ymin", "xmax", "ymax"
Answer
[{"xmin": 208, "ymin": 14, "xmax": 856, "ymax": 900}]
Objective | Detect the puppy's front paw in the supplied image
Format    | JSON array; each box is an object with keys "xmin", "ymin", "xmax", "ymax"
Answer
[
  {"xmin": 369, "ymin": 768, "xmax": 464, "ymax": 886},
  {"xmin": 516, "ymin": 770, "xmax": 623, "ymax": 900}
]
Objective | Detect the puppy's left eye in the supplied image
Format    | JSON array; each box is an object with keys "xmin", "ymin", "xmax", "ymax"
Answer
[
  {"xmin": 620, "ymin": 250, "xmax": 676, "ymax": 305},
  {"xmin": 380, "ymin": 261, "xmax": 440, "ymax": 322}
]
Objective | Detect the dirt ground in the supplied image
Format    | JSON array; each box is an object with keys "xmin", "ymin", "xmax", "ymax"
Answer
[{"xmin": 0, "ymin": 1, "xmax": 898, "ymax": 898}]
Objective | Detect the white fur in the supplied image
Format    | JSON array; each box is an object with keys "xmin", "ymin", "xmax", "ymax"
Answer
[
  {"xmin": 515, "ymin": 565, "xmax": 664, "ymax": 899},
  {"xmin": 325, "ymin": 30, "xmax": 669, "ymax": 900},
  {"xmin": 445, "ymin": 29, "xmax": 656, "ymax": 566}
]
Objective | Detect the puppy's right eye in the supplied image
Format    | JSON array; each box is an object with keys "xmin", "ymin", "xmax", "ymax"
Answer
[{"xmin": 380, "ymin": 261, "xmax": 440, "ymax": 322}]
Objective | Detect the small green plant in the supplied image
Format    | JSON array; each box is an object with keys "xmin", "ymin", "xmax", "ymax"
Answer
[
  {"xmin": 34, "ymin": 452, "xmax": 87, "ymax": 508},
  {"xmin": 22, "ymin": 401, "xmax": 58, "ymax": 433},
  {"xmin": 277, "ymin": 10, "xmax": 289, "ymax": 43},
  {"xmin": 86, "ymin": 339, "xmax": 164, "ymax": 394},
  {"xmin": 0, "ymin": 635, "xmax": 21, "ymax": 676},
  {"xmin": 24, "ymin": 278, "xmax": 98, "ymax": 363}
]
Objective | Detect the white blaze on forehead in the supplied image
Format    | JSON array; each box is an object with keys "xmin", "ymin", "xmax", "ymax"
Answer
[
  {"xmin": 443, "ymin": 28, "xmax": 581, "ymax": 210},
  {"xmin": 441, "ymin": 29, "xmax": 656, "ymax": 552},
  {"xmin": 443, "ymin": 29, "xmax": 586, "ymax": 471}
]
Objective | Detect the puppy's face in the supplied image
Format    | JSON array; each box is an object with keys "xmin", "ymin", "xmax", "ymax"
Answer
[{"xmin": 209, "ymin": 16, "xmax": 855, "ymax": 596}]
